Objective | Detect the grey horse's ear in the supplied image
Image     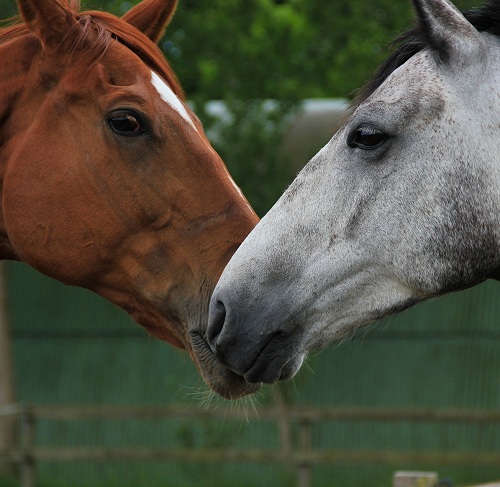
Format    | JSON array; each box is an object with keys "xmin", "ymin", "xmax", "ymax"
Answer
[
  {"xmin": 122, "ymin": 0, "xmax": 178, "ymax": 44},
  {"xmin": 412, "ymin": 0, "xmax": 483, "ymax": 66}
]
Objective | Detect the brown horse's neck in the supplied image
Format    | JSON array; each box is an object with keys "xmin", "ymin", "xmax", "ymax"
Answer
[
  {"xmin": 0, "ymin": 36, "xmax": 35, "ymax": 262},
  {"xmin": 0, "ymin": 148, "xmax": 19, "ymax": 260},
  {"xmin": 0, "ymin": 113, "xmax": 19, "ymax": 260}
]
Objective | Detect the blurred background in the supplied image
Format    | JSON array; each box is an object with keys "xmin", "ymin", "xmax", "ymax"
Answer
[{"xmin": 2, "ymin": 0, "xmax": 500, "ymax": 486}]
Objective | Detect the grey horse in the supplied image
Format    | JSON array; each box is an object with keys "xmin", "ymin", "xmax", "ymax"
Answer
[{"xmin": 206, "ymin": 0, "xmax": 500, "ymax": 390}]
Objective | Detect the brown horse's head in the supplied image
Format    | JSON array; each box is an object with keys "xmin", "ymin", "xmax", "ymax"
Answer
[{"xmin": 0, "ymin": 0, "xmax": 260, "ymax": 399}]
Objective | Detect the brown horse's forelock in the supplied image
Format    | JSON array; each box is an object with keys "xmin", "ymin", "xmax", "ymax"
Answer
[{"xmin": 0, "ymin": 5, "xmax": 183, "ymax": 99}]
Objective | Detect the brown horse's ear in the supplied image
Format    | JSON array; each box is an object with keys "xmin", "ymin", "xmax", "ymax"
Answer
[
  {"xmin": 122, "ymin": 0, "xmax": 178, "ymax": 44},
  {"xmin": 17, "ymin": 0, "xmax": 77, "ymax": 49}
]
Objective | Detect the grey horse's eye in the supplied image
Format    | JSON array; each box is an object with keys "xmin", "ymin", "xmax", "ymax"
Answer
[{"xmin": 347, "ymin": 124, "xmax": 388, "ymax": 150}]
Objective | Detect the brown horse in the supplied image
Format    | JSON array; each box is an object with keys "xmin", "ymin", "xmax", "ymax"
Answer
[{"xmin": 0, "ymin": 0, "xmax": 259, "ymax": 399}]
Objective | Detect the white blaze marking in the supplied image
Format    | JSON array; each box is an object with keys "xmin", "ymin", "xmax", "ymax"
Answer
[
  {"xmin": 151, "ymin": 73, "xmax": 252, "ymax": 212},
  {"xmin": 151, "ymin": 71, "xmax": 196, "ymax": 130}
]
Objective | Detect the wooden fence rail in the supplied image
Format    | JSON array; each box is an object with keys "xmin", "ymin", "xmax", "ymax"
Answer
[{"xmin": 1, "ymin": 404, "xmax": 500, "ymax": 487}]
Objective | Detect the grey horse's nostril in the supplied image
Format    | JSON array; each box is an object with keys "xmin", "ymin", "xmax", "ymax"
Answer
[{"xmin": 207, "ymin": 298, "xmax": 227, "ymax": 353}]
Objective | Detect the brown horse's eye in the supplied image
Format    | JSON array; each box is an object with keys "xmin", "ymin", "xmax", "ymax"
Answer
[
  {"xmin": 347, "ymin": 124, "xmax": 388, "ymax": 150},
  {"xmin": 108, "ymin": 111, "xmax": 147, "ymax": 137}
]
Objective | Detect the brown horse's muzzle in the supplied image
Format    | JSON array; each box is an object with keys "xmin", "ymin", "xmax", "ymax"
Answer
[{"xmin": 189, "ymin": 331, "xmax": 261, "ymax": 399}]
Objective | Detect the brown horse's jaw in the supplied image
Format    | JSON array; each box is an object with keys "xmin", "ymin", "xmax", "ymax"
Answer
[{"xmin": 189, "ymin": 331, "xmax": 260, "ymax": 399}]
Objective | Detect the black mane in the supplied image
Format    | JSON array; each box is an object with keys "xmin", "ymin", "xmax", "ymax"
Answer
[{"xmin": 355, "ymin": 0, "xmax": 500, "ymax": 105}]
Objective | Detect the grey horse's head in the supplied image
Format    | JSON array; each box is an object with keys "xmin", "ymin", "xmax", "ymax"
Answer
[{"xmin": 207, "ymin": 0, "xmax": 500, "ymax": 386}]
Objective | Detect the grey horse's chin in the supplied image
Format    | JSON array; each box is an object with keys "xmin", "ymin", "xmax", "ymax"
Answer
[{"xmin": 190, "ymin": 331, "xmax": 261, "ymax": 400}]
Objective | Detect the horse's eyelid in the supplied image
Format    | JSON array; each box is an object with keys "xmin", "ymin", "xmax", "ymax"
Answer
[{"xmin": 107, "ymin": 109, "xmax": 153, "ymax": 137}]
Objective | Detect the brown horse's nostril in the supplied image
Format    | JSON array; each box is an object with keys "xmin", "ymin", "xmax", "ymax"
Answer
[{"xmin": 207, "ymin": 298, "xmax": 227, "ymax": 354}]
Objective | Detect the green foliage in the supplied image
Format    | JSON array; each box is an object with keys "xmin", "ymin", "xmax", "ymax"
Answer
[
  {"xmin": 161, "ymin": 0, "xmax": 481, "ymax": 100},
  {"xmin": 201, "ymin": 99, "xmax": 298, "ymax": 216}
]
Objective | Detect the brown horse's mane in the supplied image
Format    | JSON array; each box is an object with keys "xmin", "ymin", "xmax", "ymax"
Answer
[{"xmin": 0, "ymin": 2, "xmax": 184, "ymax": 98}]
